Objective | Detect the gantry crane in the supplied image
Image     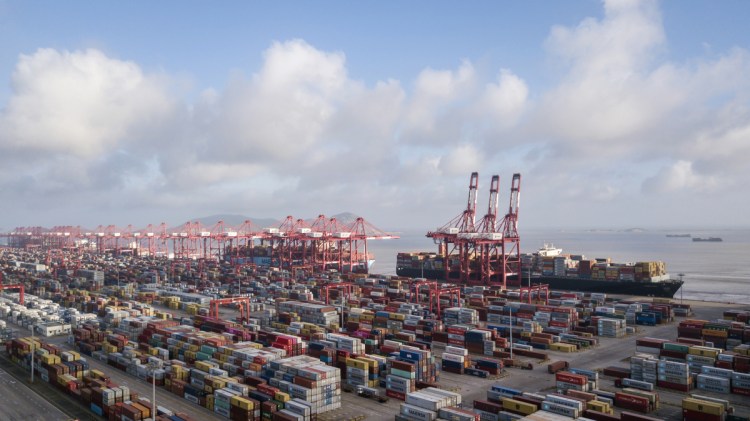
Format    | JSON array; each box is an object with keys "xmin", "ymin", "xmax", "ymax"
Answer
[
  {"xmin": 319, "ymin": 282, "xmax": 358, "ymax": 305},
  {"xmin": 409, "ymin": 280, "xmax": 461, "ymax": 316},
  {"xmin": 0, "ymin": 272, "xmax": 25, "ymax": 305},
  {"xmin": 427, "ymin": 172, "xmax": 479, "ymax": 283},
  {"xmin": 426, "ymin": 172, "xmax": 525, "ymax": 288},
  {"xmin": 496, "ymin": 173, "xmax": 522, "ymax": 287},
  {"xmin": 209, "ymin": 296, "xmax": 253, "ymax": 322}
]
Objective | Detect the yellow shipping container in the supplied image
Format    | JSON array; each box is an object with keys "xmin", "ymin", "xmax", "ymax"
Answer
[
  {"xmin": 689, "ymin": 346, "xmax": 721, "ymax": 358},
  {"xmin": 502, "ymin": 398, "xmax": 537, "ymax": 415},
  {"xmin": 274, "ymin": 392, "xmax": 290, "ymax": 402},
  {"xmin": 231, "ymin": 396, "xmax": 255, "ymax": 410},
  {"xmin": 701, "ymin": 329, "xmax": 728, "ymax": 338},
  {"xmin": 356, "ymin": 357, "xmax": 378, "ymax": 369},
  {"xmin": 195, "ymin": 361, "xmax": 213, "ymax": 372},
  {"xmin": 347, "ymin": 359, "xmax": 368, "ymax": 370},
  {"xmin": 587, "ymin": 400, "xmax": 612, "ymax": 413},
  {"xmin": 550, "ymin": 343, "xmax": 576, "ymax": 352},
  {"xmin": 682, "ymin": 398, "xmax": 724, "ymax": 416},
  {"xmin": 41, "ymin": 354, "xmax": 60, "ymax": 365}
]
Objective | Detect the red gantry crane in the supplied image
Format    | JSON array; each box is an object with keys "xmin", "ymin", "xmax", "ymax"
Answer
[
  {"xmin": 428, "ymin": 172, "xmax": 479, "ymax": 284},
  {"xmin": 209, "ymin": 296, "xmax": 253, "ymax": 323},
  {"xmin": 497, "ymin": 173, "xmax": 522, "ymax": 287},
  {"xmin": 1, "ymin": 211, "xmax": 398, "ymax": 277},
  {"xmin": 0, "ymin": 272, "xmax": 25, "ymax": 305},
  {"xmin": 427, "ymin": 172, "xmax": 523, "ymax": 289}
]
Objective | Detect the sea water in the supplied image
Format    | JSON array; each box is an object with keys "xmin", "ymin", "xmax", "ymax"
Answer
[{"xmin": 367, "ymin": 227, "xmax": 750, "ymax": 304}]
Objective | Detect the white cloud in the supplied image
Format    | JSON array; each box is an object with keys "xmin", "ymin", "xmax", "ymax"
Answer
[
  {"xmin": 642, "ymin": 160, "xmax": 718, "ymax": 193},
  {"xmin": 538, "ymin": 0, "xmax": 673, "ymax": 145},
  {"xmin": 403, "ymin": 61, "xmax": 477, "ymax": 141},
  {"xmin": 204, "ymin": 39, "xmax": 350, "ymax": 163},
  {"xmin": 478, "ymin": 69, "xmax": 529, "ymax": 129},
  {"xmin": 526, "ymin": 0, "xmax": 750, "ymax": 223},
  {"xmin": 439, "ymin": 144, "xmax": 482, "ymax": 176},
  {"xmin": 0, "ymin": 48, "xmax": 174, "ymax": 159}
]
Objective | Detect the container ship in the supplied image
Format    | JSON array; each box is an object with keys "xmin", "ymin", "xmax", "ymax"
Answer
[
  {"xmin": 396, "ymin": 244, "xmax": 684, "ymax": 298},
  {"xmin": 692, "ymin": 237, "xmax": 722, "ymax": 242}
]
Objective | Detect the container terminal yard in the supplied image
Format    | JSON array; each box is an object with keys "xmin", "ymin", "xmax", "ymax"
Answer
[{"xmin": 0, "ymin": 174, "xmax": 748, "ymax": 421}]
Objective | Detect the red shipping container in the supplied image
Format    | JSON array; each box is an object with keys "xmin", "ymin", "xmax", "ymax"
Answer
[
  {"xmin": 556, "ymin": 371, "xmax": 588, "ymax": 386},
  {"xmin": 656, "ymin": 380, "xmax": 691, "ymax": 392},
  {"xmin": 615, "ymin": 392, "xmax": 650, "ymax": 413},
  {"xmin": 473, "ymin": 399, "xmax": 504, "ymax": 414},
  {"xmin": 385, "ymin": 389, "xmax": 405, "ymax": 400},
  {"xmin": 732, "ymin": 386, "xmax": 750, "ymax": 396},
  {"xmin": 715, "ymin": 360, "xmax": 733, "ymax": 369}
]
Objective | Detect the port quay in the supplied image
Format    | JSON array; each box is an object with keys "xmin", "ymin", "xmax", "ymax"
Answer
[{"xmin": 1, "ymin": 174, "xmax": 749, "ymax": 421}]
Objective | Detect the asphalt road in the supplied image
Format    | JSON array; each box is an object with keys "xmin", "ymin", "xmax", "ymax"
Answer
[{"xmin": 0, "ymin": 367, "xmax": 71, "ymax": 421}]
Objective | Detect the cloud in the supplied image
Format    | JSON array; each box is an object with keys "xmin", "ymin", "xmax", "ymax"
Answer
[
  {"xmin": 203, "ymin": 39, "xmax": 350, "ymax": 163},
  {"xmin": 398, "ymin": 62, "xmax": 475, "ymax": 143},
  {"xmin": 642, "ymin": 160, "xmax": 718, "ymax": 193},
  {"xmin": 525, "ymin": 0, "xmax": 750, "ymax": 221},
  {"xmin": 2, "ymin": 0, "xmax": 750, "ymax": 229},
  {"xmin": 478, "ymin": 69, "xmax": 529, "ymax": 130},
  {"xmin": 538, "ymin": 0, "xmax": 673, "ymax": 145},
  {"xmin": 0, "ymin": 48, "xmax": 174, "ymax": 160},
  {"xmin": 439, "ymin": 144, "xmax": 482, "ymax": 176}
]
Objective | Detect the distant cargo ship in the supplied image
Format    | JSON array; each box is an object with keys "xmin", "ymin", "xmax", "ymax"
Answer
[
  {"xmin": 692, "ymin": 237, "xmax": 723, "ymax": 242},
  {"xmin": 666, "ymin": 234, "xmax": 691, "ymax": 238},
  {"xmin": 396, "ymin": 244, "xmax": 684, "ymax": 298}
]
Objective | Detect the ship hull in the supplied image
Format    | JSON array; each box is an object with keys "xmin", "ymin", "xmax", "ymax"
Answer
[{"xmin": 395, "ymin": 267, "xmax": 684, "ymax": 298}]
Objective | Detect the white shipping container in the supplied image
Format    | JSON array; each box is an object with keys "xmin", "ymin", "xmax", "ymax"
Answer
[
  {"xmin": 405, "ymin": 392, "xmax": 445, "ymax": 412},
  {"xmin": 441, "ymin": 353, "xmax": 465, "ymax": 363},
  {"xmin": 445, "ymin": 346, "xmax": 469, "ymax": 356},
  {"xmin": 543, "ymin": 395, "xmax": 584, "ymax": 411},
  {"xmin": 400, "ymin": 403, "xmax": 438, "ymax": 421},
  {"xmin": 697, "ymin": 374, "xmax": 731, "ymax": 388},
  {"xmin": 541, "ymin": 401, "xmax": 580, "ymax": 418},
  {"xmin": 701, "ymin": 366, "xmax": 733, "ymax": 379}
]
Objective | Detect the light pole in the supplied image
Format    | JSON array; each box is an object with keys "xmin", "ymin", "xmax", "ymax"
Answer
[
  {"xmin": 508, "ymin": 305, "xmax": 513, "ymax": 360},
  {"xmin": 30, "ymin": 323, "xmax": 36, "ymax": 383},
  {"xmin": 148, "ymin": 361, "xmax": 158, "ymax": 419}
]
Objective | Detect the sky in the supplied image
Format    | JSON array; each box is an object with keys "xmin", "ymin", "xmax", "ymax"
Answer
[{"xmin": 1, "ymin": 0, "xmax": 749, "ymax": 232}]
